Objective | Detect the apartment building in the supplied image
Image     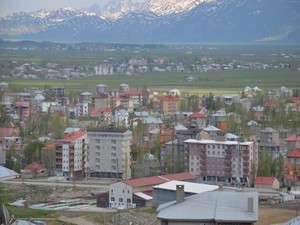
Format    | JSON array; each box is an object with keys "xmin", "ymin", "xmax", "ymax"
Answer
[
  {"xmin": 184, "ymin": 139, "xmax": 258, "ymax": 186},
  {"xmin": 55, "ymin": 131, "xmax": 88, "ymax": 179},
  {"xmin": 159, "ymin": 95, "xmax": 180, "ymax": 115},
  {"xmin": 87, "ymin": 128, "xmax": 132, "ymax": 180}
]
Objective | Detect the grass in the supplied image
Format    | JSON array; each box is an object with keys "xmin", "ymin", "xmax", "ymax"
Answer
[
  {"xmin": 0, "ymin": 184, "xmax": 53, "ymax": 219},
  {"xmin": 2, "ymin": 68, "xmax": 300, "ymax": 95}
]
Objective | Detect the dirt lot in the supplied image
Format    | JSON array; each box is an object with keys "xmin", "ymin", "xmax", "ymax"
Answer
[
  {"xmin": 259, "ymin": 205, "xmax": 299, "ymax": 225},
  {"xmin": 2, "ymin": 183, "xmax": 300, "ymax": 225}
]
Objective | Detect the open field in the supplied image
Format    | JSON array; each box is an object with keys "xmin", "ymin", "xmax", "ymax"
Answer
[
  {"xmin": 1, "ymin": 44, "xmax": 300, "ymax": 94},
  {"xmin": 2, "ymin": 68, "xmax": 300, "ymax": 95}
]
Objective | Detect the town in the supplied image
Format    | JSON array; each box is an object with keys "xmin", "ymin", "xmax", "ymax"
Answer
[{"xmin": 1, "ymin": 69, "xmax": 300, "ymax": 224}]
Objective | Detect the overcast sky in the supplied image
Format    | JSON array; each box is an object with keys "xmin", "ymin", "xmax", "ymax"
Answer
[{"xmin": 0, "ymin": 0, "xmax": 111, "ymax": 17}]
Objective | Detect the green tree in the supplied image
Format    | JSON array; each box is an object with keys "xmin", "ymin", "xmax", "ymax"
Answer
[{"xmin": 23, "ymin": 141, "xmax": 45, "ymax": 164}]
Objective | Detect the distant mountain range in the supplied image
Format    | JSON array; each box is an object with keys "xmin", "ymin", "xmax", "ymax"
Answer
[{"xmin": 0, "ymin": 0, "xmax": 299, "ymax": 43}]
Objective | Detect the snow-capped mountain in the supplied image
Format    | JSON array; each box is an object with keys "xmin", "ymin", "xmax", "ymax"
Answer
[{"xmin": 0, "ymin": 0, "xmax": 299, "ymax": 43}]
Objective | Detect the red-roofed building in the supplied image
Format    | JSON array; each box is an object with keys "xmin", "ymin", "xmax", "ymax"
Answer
[
  {"xmin": 160, "ymin": 95, "xmax": 180, "ymax": 115},
  {"xmin": 285, "ymin": 148, "xmax": 300, "ymax": 186},
  {"xmin": 55, "ymin": 131, "xmax": 88, "ymax": 179},
  {"xmin": 107, "ymin": 172, "xmax": 197, "ymax": 208},
  {"xmin": 120, "ymin": 90, "xmax": 145, "ymax": 110},
  {"xmin": 285, "ymin": 135, "xmax": 300, "ymax": 152},
  {"xmin": 15, "ymin": 101, "xmax": 29, "ymax": 121},
  {"xmin": 23, "ymin": 162, "xmax": 45, "ymax": 178},
  {"xmin": 189, "ymin": 112, "xmax": 206, "ymax": 129},
  {"xmin": 254, "ymin": 176, "xmax": 279, "ymax": 190},
  {"xmin": 90, "ymin": 107, "xmax": 113, "ymax": 126}
]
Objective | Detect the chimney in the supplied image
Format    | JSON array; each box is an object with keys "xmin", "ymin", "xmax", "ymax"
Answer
[
  {"xmin": 248, "ymin": 197, "xmax": 254, "ymax": 212},
  {"xmin": 176, "ymin": 185, "xmax": 184, "ymax": 204}
]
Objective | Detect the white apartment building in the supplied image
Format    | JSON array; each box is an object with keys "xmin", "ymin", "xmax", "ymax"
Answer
[
  {"xmin": 114, "ymin": 109, "xmax": 130, "ymax": 128},
  {"xmin": 87, "ymin": 128, "xmax": 132, "ymax": 180},
  {"xmin": 76, "ymin": 102, "xmax": 88, "ymax": 117},
  {"xmin": 94, "ymin": 64, "xmax": 114, "ymax": 75},
  {"xmin": 184, "ymin": 139, "xmax": 258, "ymax": 186},
  {"xmin": 55, "ymin": 131, "xmax": 88, "ymax": 179}
]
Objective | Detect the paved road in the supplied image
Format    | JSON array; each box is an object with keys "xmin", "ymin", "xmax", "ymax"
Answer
[{"xmin": 0, "ymin": 179, "xmax": 110, "ymax": 191}]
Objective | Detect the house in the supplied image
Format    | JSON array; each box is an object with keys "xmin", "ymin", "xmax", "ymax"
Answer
[
  {"xmin": 22, "ymin": 162, "xmax": 45, "ymax": 178},
  {"xmin": 259, "ymin": 127, "xmax": 287, "ymax": 158},
  {"xmin": 55, "ymin": 131, "xmax": 88, "ymax": 179},
  {"xmin": 209, "ymin": 110, "xmax": 228, "ymax": 127},
  {"xmin": 104, "ymin": 172, "xmax": 197, "ymax": 209},
  {"xmin": 254, "ymin": 176, "xmax": 280, "ymax": 190},
  {"xmin": 153, "ymin": 181, "xmax": 219, "ymax": 208},
  {"xmin": 188, "ymin": 112, "xmax": 206, "ymax": 129},
  {"xmin": 14, "ymin": 102, "xmax": 29, "ymax": 121},
  {"xmin": 87, "ymin": 128, "xmax": 132, "ymax": 180},
  {"xmin": 79, "ymin": 91, "xmax": 93, "ymax": 103},
  {"xmin": 92, "ymin": 93, "xmax": 109, "ymax": 109},
  {"xmin": 284, "ymin": 149, "xmax": 300, "ymax": 186},
  {"xmin": 157, "ymin": 190, "xmax": 258, "ymax": 225},
  {"xmin": 285, "ymin": 135, "xmax": 300, "ymax": 152}
]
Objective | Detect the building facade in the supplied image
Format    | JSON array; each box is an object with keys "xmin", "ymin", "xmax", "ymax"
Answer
[
  {"xmin": 55, "ymin": 131, "xmax": 88, "ymax": 179},
  {"xmin": 184, "ymin": 139, "xmax": 258, "ymax": 185},
  {"xmin": 87, "ymin": 128, "xmax": 132, "ymax": 180},
  {"xmin": 159, "ymin": 95, "xmax": 180, "ymax": 115}
]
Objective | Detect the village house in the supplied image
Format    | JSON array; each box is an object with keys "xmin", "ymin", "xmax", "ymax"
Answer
[
  {"xmin": 98, "ymin": 172, "xmax": 197, "ymax": 209},
  {"xmin": 254, "ymin": 176, "xmax": 280, "ymax": 190},
  {"xmin": 259, "ymin": 127, "xmax": 286, "ymax": 158},
  {"xmin": 284, "ymin": 148, "xmax": 300, "ymax": 186}
]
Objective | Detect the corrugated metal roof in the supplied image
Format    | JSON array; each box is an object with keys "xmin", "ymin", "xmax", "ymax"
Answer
[
  {"xmin": 0, "ymin": 166, "xmax": 19, "ymax": 179},
  {"xmin": 134, "ymin": 192, "xmax": 153, "ymax": 200},
  {"xmin": 157, "ymin": 191, "xmax": 258, "ymax": 222}
]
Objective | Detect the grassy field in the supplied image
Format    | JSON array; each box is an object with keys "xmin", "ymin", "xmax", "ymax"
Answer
[
  {"xmin": 1, "ymin": 44, "xmax": 300, "ymax": 94},
  {"xmin": 2, "ymin": 69, "xmax": 300, "ymax": 95}
]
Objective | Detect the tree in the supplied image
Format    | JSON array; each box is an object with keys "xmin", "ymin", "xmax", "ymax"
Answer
[{"xmin": 23, "ymin": 141, "xmax": 45, "ymax": 164}]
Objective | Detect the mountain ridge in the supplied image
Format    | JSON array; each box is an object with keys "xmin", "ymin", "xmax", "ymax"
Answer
[{"xmin": 0, "ymin": 0, "xmax": 299, "ymax": 43}]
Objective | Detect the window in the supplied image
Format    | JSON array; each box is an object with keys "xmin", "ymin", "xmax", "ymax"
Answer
[
  {"xmin": 119, "ymin": 198, "xmax": 123, "ymax": 202},
  {"xmin": 127, "ymin": 198, "xmax": 131, "ymax": 203},
  {"xmin": 111, "ymin": 197, "xmax": 115, "ymax": 202}
]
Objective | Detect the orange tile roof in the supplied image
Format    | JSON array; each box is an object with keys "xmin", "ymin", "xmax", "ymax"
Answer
[
  {"xmin": 25, "ymin": 161, "xmax": 44, "ymax": 171},
  {"xmin": 287, "ymin": 149, "xmax": 300, "ymax": 158},
  {"xmin": 254, "ymin": 176, "xmax": 276, "ymax": 185},
  {"xmin": 189, "ymin": 112, "xmax": 206, "ymax": 119},
  {"xmin": 160, "ymin": 95, "xmax": 180, "ymax": 102},
  {"xmin": 284, "ymin": 174, "xmax": 295, "ymax": 181},
  {"xmin": 90, "ymin": 109, "xmax": 100, "ymax": 117},
  {"xmin": 285, "ymin": 135, "xmax": 300, "ymax": 142},
  {"xmin": 42, "ymin": 143, "xmax": 56, "ymax": 151},
  {"xmin": 15, "ymin": 101, "xmax": 29, "ymax": 107},
  {"xmin": 122, "ymin": 172, "xmax": 197, "ymax": 188},
  {"xmin": 285, "ymin": 163, "xmax": 294, "ymax": 171},
  {"xmin": 292, "ymin": 97, "xmax": 300, "ymax": 103},
  {"xmin": 56, "ymin": 131, "xmax": 86, "ymax": 142},
  {"xmin": 263, "ymin": 100, "xmax": 276, "ymax": 107}
]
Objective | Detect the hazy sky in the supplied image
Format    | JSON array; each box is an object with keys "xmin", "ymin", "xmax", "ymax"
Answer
[{"xmin": 0, "ymin": 0, "xmax": 111, "ymax": 17}]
